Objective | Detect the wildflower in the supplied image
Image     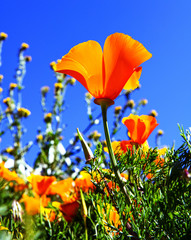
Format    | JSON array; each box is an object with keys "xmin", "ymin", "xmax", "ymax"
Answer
[
  {"xmin": 59, "ymin": 201, "xmax": 80, "ymax": 223},
  {"xmin": 149, "ymin": 109, "xmax": 158, "ymax": 117},
  {"xmin": 0, "ymin": 87, "xmax": 3, "ymax": 93},
  {"xmin": 44, "ymin": 112, "xmax": 52, "ymax": 123},
  {"xmin": 0, "ymin": 162, "xmax": 26, "ymax": 190},
  {"xmin": 0, "ymin": 32, "xmax": 8, "ymax": 40},
  {"xmin": 5, "ymin": 147, "xmax": 15, "ymax": 155},
  {"xmin": 9, "ymin": 83, "xmax": 17, "ymax": 90},
  {"xmin": 3, "ymin": 97, "xmax": 11, "ymax": 106},
  {"xmin": 21, "ymin": 193, "xmax": 50, "ymax": 215},
  {"xmin": 126, "ymin": 99, "xmax": 135, "ymax": 109},
  {"xmin": 25, "ymin": 55, "xmax": 32, "ymax": 62},
  {"xmin": 0, "ymin": 74, "xmax": 3, "ymax": 82},
  {"xmin": 20, "ymin": 42, "xmax": 29, "ymax": 50},
  {"xmin": 157, "ymin": 129, "xmax": 164, "ymax": 136},
  {"xmin": 47, "ymin": 178, "xmax": 77, "ymax": 203},
  {"xmin": 41, "ymin": 86, "xmax": 50, "ymax": 96},
  {"xmin": 114, "ymin": 106, "xmax": 122, "ymax": 115},
  {"xmin": 75, "ymin": 171, "xmax": 95, "ymax": 192},
  {"xmin": 27, "ymin": 174, "xmax": 56, "ymax": 196},
  {"xmin": 68, "ymin": 77, "xmax": 76, "ymax": 85},
  {"xmin": 36, "ymin": 134, "xmax": 43, "ymax": 142},
  {"xmin": 85, "ymin": 92, "xmax": 93, "ymax": 100},
  {"xmin": 104, "ymin": 140, "xmax": 133, "ymax": 155},
  {"xmin": 50, "ymin": 61, "xmax": 56, "ymax": 70},
  {"xmin": 122, "ymin": 114, "xmax": 159, "ymax": 145},
  {"xmin": 54, "ymin": 82, "xmax": 63, "ymax": 95},
  {"xmin": 54, "ymin": 33, "xmax": 152, "ymax": 102},
  {"xmin": 97, "ymin": 203, "xmax": 121, "ymax": 235},
  {"xmin": 18, "ymin": 107, "xmax": 31, "ymax": 118},
  {"xmin": 140, "ymin": 99, "xmax": 148, "ymax": 106}
]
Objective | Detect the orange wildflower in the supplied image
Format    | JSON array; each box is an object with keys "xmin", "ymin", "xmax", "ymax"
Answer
[
  {"xmin": 59, "ymin": 201, "xmax": 80, "ymax": 223},
  {"xmin": 54, "ymin": 33, "xmax": 152, "ymax": 101},
  {"xmin": 98, "ymin": 203, "xmax": 121, "ymax": 235},
  {"xmin": 21, "ymin": 193, "xmax": 50, "ymax": 215},
  {"xmin": 28, "ymin": 174, "xmax": 56, "ymax": 196},
  {"xmin": 0, "ymin": 162, "xmax": 27, "ymax": 190},
  {"xmin": 47, "ymin": 177, "xmax": 78, "ymax": 203},
  {"xmin": 104, "ymin": 140, "xmax": 133, "ymax": 155},
  {"xmin": 122, "ymin": 114, "xmax": 159, "ymax": 145},
  {"xmin": 75, "ymin": 171, "xmax": 95, "ymax": 192}
]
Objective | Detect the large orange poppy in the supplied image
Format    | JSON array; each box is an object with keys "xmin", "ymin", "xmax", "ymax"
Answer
[
  {"xmin": 122, "ymin": 114, "xmax": 159, "ymax": 145},
  {"xmin": 54, "ymin": 33, "xmax": 152, "ymax": 100}
]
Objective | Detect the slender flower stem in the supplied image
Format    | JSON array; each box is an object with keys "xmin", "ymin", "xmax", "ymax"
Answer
[{"xmin": 95, "ymin": 98, "xmax": 131, "ymax": 205}]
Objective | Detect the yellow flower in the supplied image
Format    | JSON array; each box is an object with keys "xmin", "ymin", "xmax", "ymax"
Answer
[
  {"xmin": 50, "ymin": 61, "xmax": 56, "ymax": 70},
  {"xmin": 0, "ymin": 75, "xmax": 4, "ymax": 82},
  {"xmin": 114, "ymin": 106, "xmax": 122, "ymax": 115},
  {"xmin": 21, "ymin": 43, "xmax": 29, "ymax": 50},
  {"xmin": 36, "ymin": 134, "xmax": 43, "ymax": 142},
  {"xmin": 54, "ymin": 82, "xmax": 63, "ymax": 89},
  {"xmin": 157, "ymin": 129, "xmax": 164, "ymax": 136},
  {"xmin": 126, "ymin": 99, "xmax": 135, "ymax": 109},
  {"xmin": 140, "ymin": 99, "xmax": 148, "ymax": 106},
  {"xmin": 44, "ymin": 113, "xmax": 52, "ymax": 123},
  {"xmin": 68, "ymin": 77, "xmax": 76, "ymax": 85},
  {"xmin": 25, "ymin": 56, "xmax": 32, "ymax": 62},
  {"xmin": 0, "ymin": 87, "xmax": 3, "ymax": 93},
  {"xmin": 149, "ymin": 109, "xmax": 158, "ymax": 117},
  {"xmin": 18, "ymin": 108, "xmax": 31, "ymax": 118},
  {"xmin": 9, "ymin": 83, "xmax": 17, "ymax": 90},
  {"xmin": 0, "ymin": 32, "xmax": 8, "ymax": 40},
  {"xmin": 3, "ymin": 97, "xmax": 11, "ymax": 106}
]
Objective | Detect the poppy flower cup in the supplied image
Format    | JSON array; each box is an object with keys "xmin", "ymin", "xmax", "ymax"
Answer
[{"xmin": 54, "ymin": 33, "xmax": 152, "ymax": 103}]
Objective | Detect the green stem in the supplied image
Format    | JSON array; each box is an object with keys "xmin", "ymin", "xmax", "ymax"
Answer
[{"xmin": 96, "ymin": 99, "xmax": 131, "ymax": 205}]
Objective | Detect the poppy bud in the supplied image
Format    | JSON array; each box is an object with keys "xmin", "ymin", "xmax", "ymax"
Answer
[{"xmin": 77, "ymin": 128, "xmax": 94, "ymax": 162}]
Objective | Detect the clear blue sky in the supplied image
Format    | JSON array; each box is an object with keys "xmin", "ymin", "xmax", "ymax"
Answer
[{"xmin": 1, "ymin": 0, "xmax": 191, "ymax": 167}]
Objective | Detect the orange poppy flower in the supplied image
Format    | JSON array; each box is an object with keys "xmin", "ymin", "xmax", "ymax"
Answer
[
  {"xmin": 75, "ymin": 171, "xmax": 95, "ymax": 192},
  {"xmin": 104, "ymin": 140, "xmax": 133, "ymax": 155},
  {"xmin": 21, "ymin": 193, "xmax": 50, "ymax": 215},
  {"xmin": 0, "ymin": 162, "xmax": 27, "ymax": 190},
  {"xmin": 59, "ymin": 201, "xmax": 80, "ymax": 223},
  {"xmin": 122, "ymin": 114, "xmax": 159, "ymax": 145},
  {"xmin": 54, "ymin": 33, "xmax": 152, "ymax": 101},
  {"xmin": 28, "ymin": 174, "xmax": 56, "ymax": 196}
]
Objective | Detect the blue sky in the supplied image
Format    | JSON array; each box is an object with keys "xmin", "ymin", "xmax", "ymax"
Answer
[{"xmin": 1, "ymin": 0, "xmax": 191, "ymax": 167}]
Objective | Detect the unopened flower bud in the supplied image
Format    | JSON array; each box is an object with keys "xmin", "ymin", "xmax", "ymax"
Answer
[{"xmin": 77, "ymin": 128, "xmax": 94, "ymax": 162}]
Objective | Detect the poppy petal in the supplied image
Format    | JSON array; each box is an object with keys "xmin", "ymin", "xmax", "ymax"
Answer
[
  {"xmin": 54, "ymin": 41, "xmax": 103, "ymax": 98},
  {"xmin": 102, "ymin": 33, "xmax": 152, "ymax": 100},
  {"xmin": 123, "ymin": 67, "xmax": 142, "ymax": 91}
]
